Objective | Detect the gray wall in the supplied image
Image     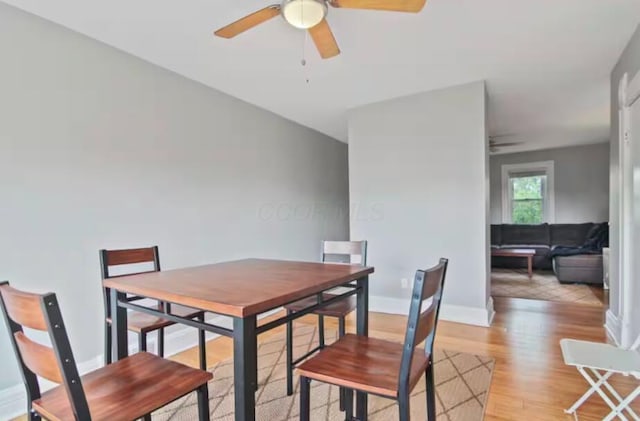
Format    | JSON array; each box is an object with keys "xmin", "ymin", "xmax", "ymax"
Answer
[
  {"xmin": 490, "ymin": 143, "xmax": 610, "ymax": 224},
  {"xmin": 609, "ymin": 25, "xmax": 640, "ymax": 345},
  {"xmin": 348, "ymin": 81, "xmax": 492, "ymax": 324},
  {"xmin": 0, "ymin": 2, "xmax": 349, "ymax": 394}
]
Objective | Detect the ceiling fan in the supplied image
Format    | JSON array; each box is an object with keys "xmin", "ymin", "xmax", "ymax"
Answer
[
  {"xmin": 214, "ymin": 0, "xmax": 427, "ymax": 59},
  {"xmin": 489, "ymin": 134, "xmax": 523, "ymax": 153}
]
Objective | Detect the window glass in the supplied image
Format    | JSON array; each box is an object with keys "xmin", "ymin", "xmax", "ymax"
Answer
[{"xmin": 510, "ymin": 175, "xmax": 545, "ymax": 224}]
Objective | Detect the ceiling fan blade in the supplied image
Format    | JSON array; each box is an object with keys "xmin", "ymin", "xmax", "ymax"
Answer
[
  {"xmin": 214, "ymin": 5, "xmax": 281, "ymax": 39},
  {"xmin": 489, "ymin": 133, "xmax": 518, "ymax": 139},
  {"xmin": 328, "ymin": 0, "xmax": 426, "ymax": 13},
  {"xmin": 308, "ymin": 19, "xmax": 340, "ymax": 59},
  {"xmin": 490, "ymin": 141, "xmax": 522, "ymax": 147}
]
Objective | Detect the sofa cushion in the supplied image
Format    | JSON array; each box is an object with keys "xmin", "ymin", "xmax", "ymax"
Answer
[
  {"xmin": 501, "ymin": 224, "xmax": 550, "ymax": 246},
  {"xmin": 554, "ymin": 254, "xmax": 603, "ymax": 269},
  {"xmin": 550, "ymin": 223, "xmax": 594, "ymax": 247},
  {"xmin": 553, "ymin": 254, "xmax": 603, "ymax": 284},
  {"xmin": 490, "ymin": 225, "xmax": 502, "ymax": 246}
]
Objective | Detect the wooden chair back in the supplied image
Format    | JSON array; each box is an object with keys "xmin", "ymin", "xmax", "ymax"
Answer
[
  {"xmin": 100, "ymin": 246, "xmax": 161, "ymax": 319},
  {"xmin": 0, "ymin": 282, "xmax": 91, "ymax": 419},
  {"xmin": 398, "ymin": 258, "xmax": 448, "ymax": 393},
  {"xmin": 322, "ymin": 240, "xmax": 367, "ymax": 266}
]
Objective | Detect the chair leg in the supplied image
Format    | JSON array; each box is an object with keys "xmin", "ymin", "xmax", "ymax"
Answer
[
  {"xmin": 300, "ymin": 376, "xmax": 311, "ymax": 421},
  {"xmin": 318, "ymin": 315, "xmax": 325, "ymax": 348},
  {"xmin": 286, "ymin": 310, "xmax": 294, "ymax": 396},
  {"xmin": 138, "ymin": 332, "xmax": 147, "ymax": 352},
  {"xmin": 602, "ymin": 385, "xmax": 640, "ymax": 421},
  {"xmin": 344, "ymin": 388, "xmax": 353, "ymax": 421},
  {"xmin": 566, "ymin": 369, "xmax": 613, "ymax": 414},
  {"xmin": 398, "ymin": 393, "xmax": 410, "ymax": 421},
  {"xmin": 198, "ymin": 314, "xmax": 207, "ymax": 370},
  {"xmin": 426, "ymin": 360, "xmax": 436, "ymax": 421},
  {"xmin": 104, "ymin": 321, "xmax": 112, "ymax": 365},
  {"xmin": 158, "ymin": 328, "xmax": 165, "ymax": 357},
  {"xmin": 338, "ymin": 316, "xmax": 346, "ymax": 411},
  {"xmin": 28, "ymin": 408, "xmax": 41, "ymax": 421},
  {"xmin": 572, "ymin": 366, "xmax": 640, "ymax": 421},
  {"xmin": 197, "ymin": 383, "xmax": 210, "ymax": 421}
]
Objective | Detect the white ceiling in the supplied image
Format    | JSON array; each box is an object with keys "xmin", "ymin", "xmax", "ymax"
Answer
[{"xmin": 3, "ymin": 0, "xmax": 639, "ymax": 151}]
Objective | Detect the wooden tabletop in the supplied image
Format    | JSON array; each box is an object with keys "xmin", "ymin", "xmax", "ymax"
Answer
[
  {"xmin": 103, "ymin": 258, "xmax": 374, "ymax": 317},
  {"xmin": 491, "ymin": 248, "xmax": 536, "ymax": 257}
]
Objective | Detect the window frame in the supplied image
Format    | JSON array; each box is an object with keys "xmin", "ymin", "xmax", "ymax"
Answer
[{"xmin": 501, "ymin": 161, "xmax": 555, "ymax": 224}]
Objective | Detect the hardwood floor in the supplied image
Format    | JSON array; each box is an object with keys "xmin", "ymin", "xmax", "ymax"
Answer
[{"xmin": 13, "ymin": 296, "xmax": 639, "ymax": 420}]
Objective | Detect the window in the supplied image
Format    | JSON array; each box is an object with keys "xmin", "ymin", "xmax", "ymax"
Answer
[
  {"xmin": 510, "ymin": 174, "xmax": 546, "ymax": 224},
  {"xmin": 501, "ymin": 161, "xmax": 554, "ymax": 224}
]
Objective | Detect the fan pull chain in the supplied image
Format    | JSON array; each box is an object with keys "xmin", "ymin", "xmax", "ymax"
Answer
[{"xmin": 301, "ymin": 30, "xmax": 310, "ymax": 83}]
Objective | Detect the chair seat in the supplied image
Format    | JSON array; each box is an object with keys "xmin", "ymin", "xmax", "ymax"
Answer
[
  {"xmin": 560, "ymin": 339, "xmax": 640, "ymax": 375},
  {"xmin": 33, "ymin": 352, "xmax": 212, "ymax": 421},
  {"xmin": 297, "ymin": 334, "xmax": 429, "ymax": 398},
  {"xmin": 107, "ymin": 303, "xmax": 203, "ymax": 333},
  {"xmin": 284, "ymin": 293, "xmax": 356, "ymax": 318}
]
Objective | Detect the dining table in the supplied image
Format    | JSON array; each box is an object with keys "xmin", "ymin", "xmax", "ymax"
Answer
[{"xmin": 103, "ymin": 258, "xmax": 374, "ymax": 421}]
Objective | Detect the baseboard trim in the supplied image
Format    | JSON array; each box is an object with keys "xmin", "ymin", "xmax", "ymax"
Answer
[
  {"xmin": 486, "ymin": 296, "xmax": 496, "ymax": 325},
  {"xmin": 0, "ymin": 309, "xmax": 280, "ymax": 419},
  {"xmin": 368, "ymin": 295, "xmax": 411, "ymax": 315},
  {"xmin": 0, "ymin": 355, "xmax": 103, "ymax": 419},
  {"xmin": 440, "ymin": 297, "xmax": 494, "ymax": 327},
  {"xmin": 0, "ymin": 384, "xmax": 28, "ymax": 420},
  {"xmin": 369, "ymin": 295, "xmax": 494, "ymax": 327},
  {"xmin": 605, "ymin": 310, "xmax": 622, "ymax": 346}
]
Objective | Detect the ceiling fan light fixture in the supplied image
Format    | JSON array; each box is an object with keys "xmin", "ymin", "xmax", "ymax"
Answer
[{"xmin": 282, "ymin": 0, "xmax": 327, "ymax": 29}]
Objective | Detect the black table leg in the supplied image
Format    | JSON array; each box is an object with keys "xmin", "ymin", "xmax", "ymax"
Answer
[
  {"xmin": 356, "ymin": 275, "xmax": 369, "ymax": 421},
  {"xmin": 110, "ymin": 289, "xmax": 128, "ymax": 361},
  {"xmin": 233, "ymin": 316, "xmax": 257, "ymax": 421}
]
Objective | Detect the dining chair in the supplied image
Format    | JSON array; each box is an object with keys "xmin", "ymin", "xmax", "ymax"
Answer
[
  {"xmin": 297, "ymin": 258, "xmax": 448, "ymax": 421},
  {"xmin": 101, "ymin": 246, "xmax": 207, "ymax": 370},
  {"xmin": 284, "ymin": 240, "xmax": 367, "ymax": 405},
  {"xmin": 0, "ymin": 281, "xmax": 212, "ymax": 421}
]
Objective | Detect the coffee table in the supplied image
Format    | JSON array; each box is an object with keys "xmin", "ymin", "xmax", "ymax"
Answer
[{"xmin": 491, "ymin": 248, "xmax": 536, "ymax": 278}]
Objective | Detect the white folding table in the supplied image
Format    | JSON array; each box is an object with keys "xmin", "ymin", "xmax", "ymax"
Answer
[{"xmin": 561, "ymin": 336, "xmax": 640, "ymax": 420}]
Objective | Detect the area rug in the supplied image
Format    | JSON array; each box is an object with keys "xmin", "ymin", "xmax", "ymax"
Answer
[
  {"xmin": 154, "ymin": 325, "xmax": 494, "ymax": 421},
  {"xmin": 491, "ymin": 269, "xmax": 603, "ymax": 306}
]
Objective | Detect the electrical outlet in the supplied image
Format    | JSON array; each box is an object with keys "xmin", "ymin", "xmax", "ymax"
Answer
[{"xmin": 400, "ymin": 278, "xmax": 409, "ymax": 289}]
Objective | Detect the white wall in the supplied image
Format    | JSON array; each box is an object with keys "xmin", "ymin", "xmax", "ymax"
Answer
[
  {"xmin": 608, "ymin": 25, "xmax": 640, "ymax": 346},
  {"xmin": 348, "ymin": 81, "xmax": 493, "ymax": 326},
  {"xmin": 489, "ymin": 143, "xmax": 610, "ymax": 224},
  {"xmin": 0, "ymin": 2, "xmax": 349, "ymax": 399},
  {"xmin": 631, "ymin": 94, "xmax": 640, "ymax": 346}
]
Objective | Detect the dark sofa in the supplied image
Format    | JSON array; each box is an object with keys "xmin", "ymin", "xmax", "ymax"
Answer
[{"xmin": 491, "ymin": 223, "xmax": 606, "ymax": 285}]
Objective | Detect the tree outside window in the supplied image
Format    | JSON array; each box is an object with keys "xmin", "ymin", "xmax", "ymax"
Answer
[{"xmin": 510, "ymin": 175, "xmax": 545, "ymax": 224}]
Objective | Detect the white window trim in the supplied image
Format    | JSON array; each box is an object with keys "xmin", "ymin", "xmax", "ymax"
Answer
[{"xmin": 501, "ymin": 160, "xmax": 555, "ymax": 224}]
